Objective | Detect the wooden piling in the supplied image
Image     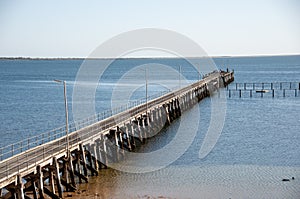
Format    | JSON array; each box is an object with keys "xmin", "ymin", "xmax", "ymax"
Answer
[
  {"xmin": 168, "ymin": 103, "xmax": 173, "ymax": 122},
  {"xmin": 150, "ymin": 110, "xmax": 154, "ymax": 123},
  {"xmin": 74, "ymin": 150, "xmax": 83, "ymax": 183},
  {"xmin": 31, "ymin": 176, "xmax": 39, "ymax": 199},
  {"xmin": 48, "ymin": 167, "xmax": 56, "ymax": 195},
  {"xmin": 100, "ymin": 134, "xmax": 108, "ymax": 168},
  {"xmin": 90, "ymin": 144, "xmax": 99, "ymax": 173},
  {"xmin": 154, "ymin": 107, "xmax": 159, "ymax": 126},
  {"xmin": 68, "ymin": 154, "xmax": 76, "ymax": 190},
  {"xmin": 129, "ymin": 124, "xmax": 136, "ymax": 149},
  {"xmin": 93, "ymin": 142, "xmax": 101, "ymax": 169},
  {"xmin": 125, "ymin": 126, "xmax": 132, "ymax": 151},
  {"xmin": 79, "ymin": 144, "xmax": 88, "ymax": 178},
  {"xmin": 53, "ymin": 157, "xmax": 63, "ymax": 198},
  {"xmin": 113, "ymin": 129, "xmax": 119, "ymax": 147},
  {"xmin": 136, "ymin": 117, "xmax": 144, "ymax": 143},
  {"xmin": 146, "ymin": 113, "xmax": 150, "ymax": 127},
  {"xmin": 182, "ymin": 94, "xmax": 187, "ymax": 111},
  {"xmin": 36, "ymin": 165, "xmax": 44, "ymax": 199},
  {"xmin": 176, "ymin": 98, "xmax": 181, "ymax": 117},
  {"xmin": 62, "ymin": 153, "xmax": 76, "ymax": 192},
  {"xmin": 142, "ymin": 117, "xmax": 147, "ymax": 142},
  {"xmin": 157, "ymin": 107, "xmax": 162, "ymax": 127},
  {"xmin": 163, "ymin": 104, "xmax": 171, "ymax": 126},
  {"xmin": 16, "ymin": 175, "xmax": 24, "ymax": 199},
  {"xmin": 87, "ymin": 153, "xmax": 99, "ymax": 176},
  {"xmin": 96, "ymin": 138, "xmax": 107, "ymax": 169}
]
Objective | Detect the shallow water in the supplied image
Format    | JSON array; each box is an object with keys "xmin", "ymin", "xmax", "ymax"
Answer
[{"xmin": 72, "ymin": 165, "xmax": 300, "ymax": 199}]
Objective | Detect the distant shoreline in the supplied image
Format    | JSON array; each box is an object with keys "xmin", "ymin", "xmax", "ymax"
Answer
[{"xmin": 0, "ymin": 54, "xmax": 299, "ymax": 60}]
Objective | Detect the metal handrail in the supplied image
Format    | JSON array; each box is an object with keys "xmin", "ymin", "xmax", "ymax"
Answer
[
  {"xmin": 0, "ymin": 85, "xmax": 183, "ymax": 161},
  {"xmin": 0, "ymin": 87, "xmax": 181, "ymax": 179},
  {"xmin": 0, "ymin": 72, "xmax": 220, "ymax": 186}
]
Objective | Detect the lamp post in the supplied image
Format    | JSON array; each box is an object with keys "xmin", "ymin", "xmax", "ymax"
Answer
[
  {"xmin": 54, "ymin": 80, "xmax": 69, "ymax": 154},
  {"xmin": 145, "ymin": 67, "xmax": 148, "ymax": 115},
  {"xmin": 195, "ymin": 63, "xmax": 200, "ymax": 81},
  {"xmin": 179, "ymin": 65, "xmax": 182, "ymax": 89}
]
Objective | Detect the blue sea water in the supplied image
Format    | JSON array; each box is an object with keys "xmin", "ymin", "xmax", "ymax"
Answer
[
  {"xmin": 1, "ymin": 56, "xmax": 300, "ymax": 198},
  {"xmin": 0, "ymin": 56, "xmax": 299, "ymax": 169}
]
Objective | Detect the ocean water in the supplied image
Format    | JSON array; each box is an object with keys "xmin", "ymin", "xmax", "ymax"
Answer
[{"xmin": 0, "ymin": 56, "xmax": 300, "ymax": 198}]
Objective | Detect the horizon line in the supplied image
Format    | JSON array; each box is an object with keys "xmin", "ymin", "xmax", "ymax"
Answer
[{"xmin": 0, "ymin": 53, "xmax": 300, "ymax": 60}]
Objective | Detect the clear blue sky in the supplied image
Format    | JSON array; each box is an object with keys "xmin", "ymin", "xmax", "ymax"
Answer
[{"xmin": 0, "ymin": 0, "xmax": 299, "ymax": 57}]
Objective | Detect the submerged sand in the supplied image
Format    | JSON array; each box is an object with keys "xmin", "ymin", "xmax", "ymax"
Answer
[{"xmin": 63, "ymin": 164, "xmax": 300, "ymax": 199}]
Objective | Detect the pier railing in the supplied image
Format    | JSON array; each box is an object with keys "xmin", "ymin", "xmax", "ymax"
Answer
[
  {"xmin": 0, "ymin": 88, "xmax": 183, "ymax": 187},
  {"xmin": 0, "ymin": 88, "xmax": 177, "ymax": 162},
  {"xmin": 0, "ymin": 71, "xmax": 220, "ymax": 184},
  {"xmin": 1, "ymin": 80, "xmax": 298, "ymax": 162},
  {"xmin": 0, "ymin": 93, "xmax": 172, "ymax": 184}
]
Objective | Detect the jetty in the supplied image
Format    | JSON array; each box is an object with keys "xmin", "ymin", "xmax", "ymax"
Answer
[{"xmin": 0, "ymin": 70, "xmax": 234, "ymax": 199}]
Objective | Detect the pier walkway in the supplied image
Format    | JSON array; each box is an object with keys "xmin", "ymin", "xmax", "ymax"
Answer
[{"xmin": 0, "ymin": 70, "xmax": 234, "ymax": 199}]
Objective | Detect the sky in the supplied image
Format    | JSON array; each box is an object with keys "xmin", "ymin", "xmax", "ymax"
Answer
[{"xmin": 0, "ymin": 0, "xmax": 299, "ymax": 57}]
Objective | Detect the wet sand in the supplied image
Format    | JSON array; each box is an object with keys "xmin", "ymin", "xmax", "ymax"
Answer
[{"xmin": 64, "ymin": 165, "xmax": 300, "ymax": 199}]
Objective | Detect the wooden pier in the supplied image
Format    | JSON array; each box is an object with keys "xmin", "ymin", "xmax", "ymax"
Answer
[{"xmin": 0, "ymin": 70, "xmax": 234, "ymax": 199}]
